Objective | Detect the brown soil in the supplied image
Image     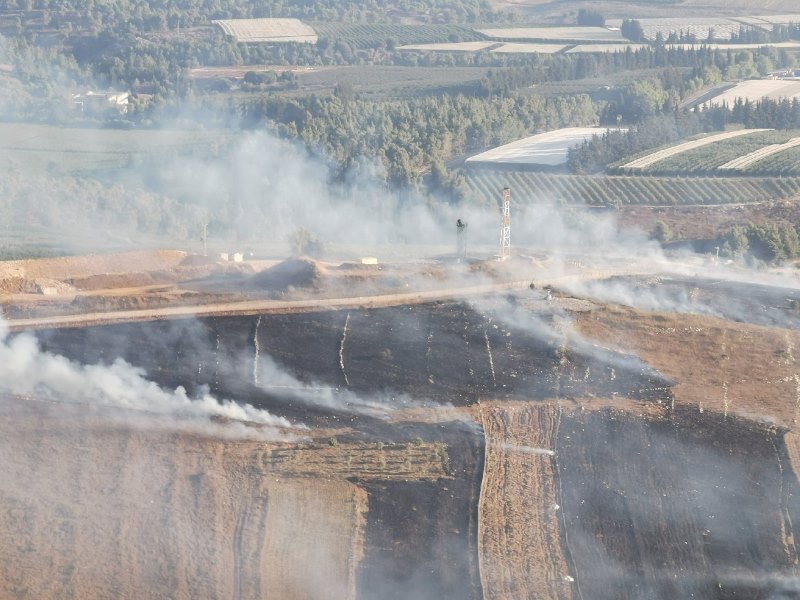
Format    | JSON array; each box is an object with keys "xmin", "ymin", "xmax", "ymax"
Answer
[
  {"xmin": 66, "ymin": 271, "xmax": 178, "ymax": 291},
  {"xmin": 0, "ymin": 398, "xmax": 367, "ymax": 600},
  {"xmin": 576, "ymin": 304, "xmax": 800, "ymax": 427},
  {"xmin": 0, "ymin": 250, "xmax": 187, "ymax": 281},
  {"xmin": 478, "ymin": 401, "xmax": 573, "ymax": 600}
]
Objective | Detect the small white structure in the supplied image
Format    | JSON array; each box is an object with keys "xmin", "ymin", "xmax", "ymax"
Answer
[
  {"xmin": 73, "ymin": 90, "xmax": 130, "ymax": 115},
  {"xmin": 232, "ymin": 253, "xmax": 244, "ymax": 263},
  {"xmin": 219, "ymin": 253, "xmax": 229, "ymax": 262},
  {"xmin": 359, "ymin": 257, "xmax": 378, "ymax": 265}
]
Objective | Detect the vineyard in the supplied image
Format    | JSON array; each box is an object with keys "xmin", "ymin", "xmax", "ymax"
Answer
[
  {"xmin": 311, "ymin": 23, "xmax": 481, "ymax": 48},
  {"xmin": 609, "ymin": 129, "xmax": 800, "ymax": 175},
  {"xmin": 737, "ymin": 144, "xmax": 800, "ymax": 176},
  {"xmin": 618, "ymin": 129, "xmax": 768, "ymax": 170},
  {"xmin": 465, "ymin": 170, "xmax": 800, "ymax": 206}
]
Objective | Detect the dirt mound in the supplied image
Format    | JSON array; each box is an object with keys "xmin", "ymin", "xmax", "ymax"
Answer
[
  {"xmin": 250, "ymin": 257, "xmax": 323, "ymax": 292},
  {"xmin": 0, "ymin": 277, "xmax": 75, "ymax": 295}
]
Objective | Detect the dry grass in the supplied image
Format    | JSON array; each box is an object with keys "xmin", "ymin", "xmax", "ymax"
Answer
[
  {"xmin": 577, "ymin": 305, "xmax": 800, "ymax": 428},
  {"xmin": 478, "ymin": 401, "xmax": 573, "ymax": 600},
  {"xmin": 703, "ymin": 80, "xmax": 800, "ymax": 108},
  {"xmin": 0, "ymin": 399, "xmax": 367, "ymax": 600}
]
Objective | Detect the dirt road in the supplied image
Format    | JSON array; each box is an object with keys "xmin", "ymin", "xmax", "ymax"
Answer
[{"xmin": 6, "ymin": 281, "xmax": 535, "ymax": 332}]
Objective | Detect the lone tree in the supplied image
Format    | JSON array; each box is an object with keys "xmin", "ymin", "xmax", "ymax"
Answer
[
  {"xmin": 652, "ymin": 220, "xmax": 672, "ymax": 244},
  {"xmin": 288, "ymin": 227, "xmax": 324, "ymax": 258}
]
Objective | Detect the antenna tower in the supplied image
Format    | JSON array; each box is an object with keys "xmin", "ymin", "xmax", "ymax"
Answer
[{"xmin": 498, "ymin": 187, "xmax": 511, "ymax": 261}]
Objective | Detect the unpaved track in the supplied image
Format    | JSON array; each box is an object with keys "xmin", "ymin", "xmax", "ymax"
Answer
[
  {"xmin": 478, "ymin": 402, "xmax": 573, "ymax": 600},
  {"xmin": 4, "ymin": 264, "xmax": 650, "ymax": 333},
  {"xmin": 4, "ymin": 281, "xmax": 531, "ymax": 332}
]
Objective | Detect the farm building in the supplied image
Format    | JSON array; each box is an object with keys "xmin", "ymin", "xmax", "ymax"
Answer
[
  {"xmin": 213, "ymin": 18, "xmax": 317, "ymax": 43},
  {"xmin": 72, "ymin": 91, "xmax": 130, "ymax": 115},
  {"xmin": 466, "ymin": 127, "xmax": 620, "ymax": 170}
]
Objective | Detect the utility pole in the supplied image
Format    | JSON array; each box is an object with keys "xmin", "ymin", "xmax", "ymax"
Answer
[
  {"xmin": 498, "ymin": 187, "xmax": 511, "ymax": 261},
  {"xmin": 456, "ymin": 218, "xmax": 468, "ymax": 260},
  {"xmin": 201, "ymin": 222, "xmax": 208, "ymax": 257}
]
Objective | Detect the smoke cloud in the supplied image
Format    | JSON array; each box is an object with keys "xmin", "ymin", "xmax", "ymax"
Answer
[{"xmin": 0, "ymin": 316, "xmax": 300, "ymax": 438}]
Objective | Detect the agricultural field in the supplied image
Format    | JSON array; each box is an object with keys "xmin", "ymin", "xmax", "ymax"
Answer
[
  {"xmin": 566, "ymin": 43, "xmax": 650, "ymax": 53},
  {"xmin": 611, "ymin": 129, "xmax": 800, "ymax": 175},
  {"xmin": 666, "ymin": 41, "xmax": 800, "ymax": 50},
  {"xmin": 525, "ymin": 68, "xmax": 691, "ymax": 98},
  {"xmin": 607, "ymin": 17, "xmax": 743, "ymax": 41},
  {"xmin": 702, "ymin": 79, "xmax": 800, "ymax": 108},
  {"xmin": 619, "ymin": 129, "xmax": 769, "ymax": 170},
  {"xmin": 476, "ymin": 26, "xmax": 626, "ymax": 43},
  {"xmin": 490, "ymin": 43, "xmax": 565, "ymax": 54},
  {"xmin": 733, "ymin": 143, "xmax": 800, "ymax": 175},
  {"xmin": 466, "ymin": 127, "xmax": 619, "ymax": 168},
  {"xmin": 398, "ymin": 41, "xmax": 497, "ymax": 52},
  {"xmin": 0, "ymin": 123, "xmax": 237, "ymax": 178},
  {"xmin": 311, "ymin": 23, "xmax": 480, "ymax": 49},
  {"xmin": 465, "ymin": 170, "xmax": 800, "ymax": 206},
  {"xmin": 272, "ymin": 65, "xmax": 495, "ymax": 98},
  {"xmin": 212, "ymin": 18, "xmax": 318, "ymax": 43},
  {"xmin": 719, "ymin": 136, "xmax": 800, "ymax": 170}
]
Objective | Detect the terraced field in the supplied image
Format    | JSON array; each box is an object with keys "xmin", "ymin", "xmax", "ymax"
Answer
[
  {"xmin": 466, "ymin": 170, "xmax": 800, "ymax": 206},
  {"xmin": 610, "ymin": 129, "xmax": 799, "ymax": 175},
  {"xmin": 720, "ymin": 136, "xmax": 800, "ymax": 170},
  {"xmin": 619, "ymin": 129, "xmax": 769, "ymax": 170}
]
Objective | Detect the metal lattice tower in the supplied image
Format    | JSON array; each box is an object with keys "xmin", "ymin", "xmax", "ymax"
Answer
[{"xmin": 498, "ymin": 187, "xmax": 511, "ymax": 261}]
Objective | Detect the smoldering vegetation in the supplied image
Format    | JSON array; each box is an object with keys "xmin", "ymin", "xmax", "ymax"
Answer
[{"xmin": 0, "ymin": 316, "xmax": 298, "ymax": 440}]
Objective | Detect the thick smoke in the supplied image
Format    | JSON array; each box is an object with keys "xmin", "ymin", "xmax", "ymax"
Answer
[{"xmin": 0, "ymin": 316, "xmax": 299, "ymax": 438}]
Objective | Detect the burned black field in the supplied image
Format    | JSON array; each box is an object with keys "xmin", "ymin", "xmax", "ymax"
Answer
[{"xmin": 19, "ymin": 296, "xmax": 800, "ymax": 598}]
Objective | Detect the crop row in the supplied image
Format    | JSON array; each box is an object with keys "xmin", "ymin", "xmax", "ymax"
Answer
[
  {"xmin": 465, "ymin": 171, "xmax": 800, "ymax": 206},
  {"xmin": 311, "ymin": 23, "xmax": 480, "ymax": 48},
  {"xmin": 619, "ymin": 129, "xmax": 767, "ymax": 170},
  {"xmin": 741, "ymin": 145, "xmax": 800, "ymax": 175},
  {"xmin": 613, "ymin": 129, "xmax": 795, "ymax": 175}
]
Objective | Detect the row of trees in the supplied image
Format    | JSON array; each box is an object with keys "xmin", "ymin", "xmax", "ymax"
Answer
[
  {"xmin": 0, "ymin": 0, "xmax": 498, "ymax": 34},
  {"xmin": 719, "ymin": 223, "xmax": 800, "ymax": 263},
  {"xmin": 568, "ymin": 96, "xmax": 800, "ymax": 174},
  {"xmin": 238, "ymin": 92, "xmax": 597, "ymax": 191}
]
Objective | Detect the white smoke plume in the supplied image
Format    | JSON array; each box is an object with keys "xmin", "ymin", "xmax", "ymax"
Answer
[{"xmin": 0, "ymin": 316, "xmax": 300, "ymax": 438}]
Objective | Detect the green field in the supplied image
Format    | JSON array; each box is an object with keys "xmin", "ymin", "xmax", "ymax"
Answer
[
  {"xmin": 0, "ymin": 123, "xmax": 238, "ymax": 177},
  {"xmin": 466, "ymin": 170, "xmax": 800, "ymax": 206},
  {"xmin": 610, "ymin": 130, "xmax": 800, "ymax": 175},
  {"xmin": 288, "ymin": 65, "xmax": 493, "ymax": 98},
  {"xmin": 311, "ymin": 23, "xmax": 483, "ymax": 49}
]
